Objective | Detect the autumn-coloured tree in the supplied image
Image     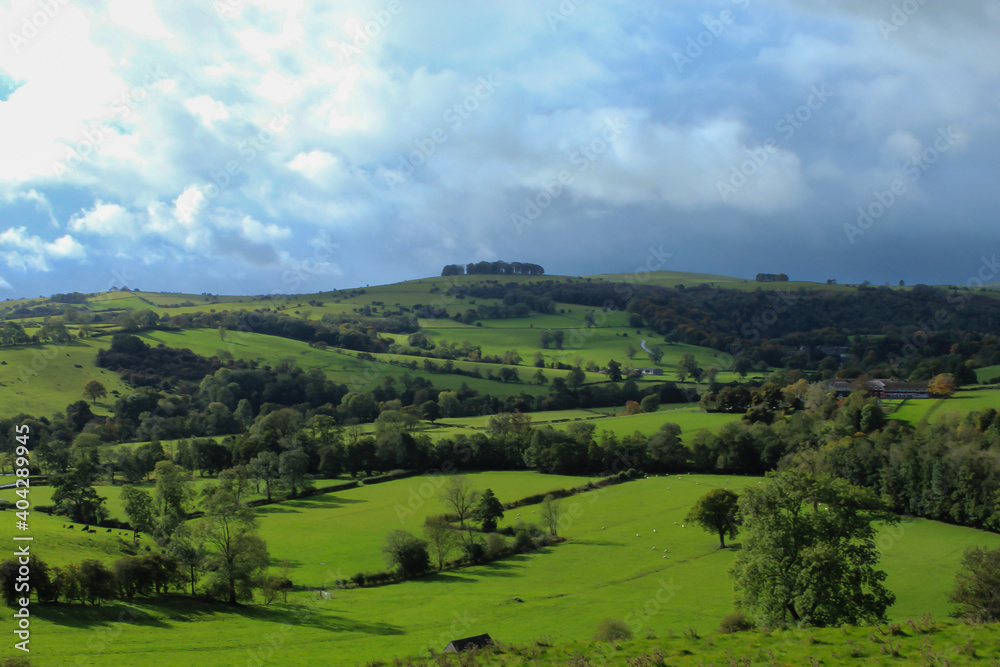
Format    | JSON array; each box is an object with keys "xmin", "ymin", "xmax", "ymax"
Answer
[
  {"xmin": 624, "ymin": 400, "xmax": 642, "ymax": 415},
  {"xmin": 929, "ymin": 373, "xmax": 957, "ymax": 397}
]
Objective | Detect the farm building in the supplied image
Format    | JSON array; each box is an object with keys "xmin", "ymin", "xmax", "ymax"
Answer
[
  {"xmin": 831, "ymin": 379, "xmax": 929, "ymax": 399},
  {"xmin": 634, "ymin": 368, "xmax": 664, "ymax": 376},
  {"xmin": 443, "ymin": 634, "xmax": 494, "ymax": 653}
]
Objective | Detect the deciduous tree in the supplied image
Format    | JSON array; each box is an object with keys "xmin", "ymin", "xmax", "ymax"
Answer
[
  {"xmin": 949, "ymin": 545, "xmax": 1000, "ymax": 623},
  {"xmin": 473, "ymin": 488, "xmax": 505, "ymax": 533},
  {"xmin": 82, "ymin": 380, "xmax": 107, "ymax": 403},
  {"xmin": 120, "ymin": 485, "xmax": 156, "ymax": 545},
  {"xmin": 730, "ymin": 470, "xmax": 896, "ymax": 627},
  {"xmin": 686, "ymin": 488, "xmax": 739, "ymax": 548}
]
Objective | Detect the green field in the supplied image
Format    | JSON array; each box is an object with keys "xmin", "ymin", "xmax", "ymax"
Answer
[
  {"xmin": 11, "ymin": 471, "xmax": 1000, "ymax": 666},
  {"xmin": 888, "ymin": 389, "xmax": 1000, "ymax": 426},
  {"xmin": 0, "ymin": 339, "xmax": 126, "ymax": 417}
]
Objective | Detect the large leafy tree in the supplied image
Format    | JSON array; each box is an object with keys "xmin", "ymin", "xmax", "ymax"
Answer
[
  {"xmin": 730, "ymin": 469, "xmax": 896, "ymax": 627},
  {"xmin": 154, "ymin": 461, "xmax": 193, "ymax": 537},
  {"xmin": 51, "ymin": 462, "xmax": 107, "ymax": 524},
  {"xmin": 686, "ymin": 487, "xmax": 739, "ymax": 548},
  {"xmin": 82, "ymin": 379, "xmax": 107, "ymax": 403},
  {"xmin": 473, "ymin": 488, "xmax": 505, "ymax": 533},
  {"xmin": 200, "ymin": 488, "xmax": 269, "ymax": 604},
  {"xmin": 949, "ymin": 545, "xmax": 1000, "ymax": 623},
  {"xmin": 120, "ymin": 485, "xmax": 156, "ymax": 545}
]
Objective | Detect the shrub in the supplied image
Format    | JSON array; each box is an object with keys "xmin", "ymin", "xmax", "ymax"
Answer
[
  {"xmin": 592, "ymin": 618, "xmax": 632, "ymax": 642},
  {"xmin": 718, "ymin": 611, "xmax": 755, "ymax": 633},
  {"xmin": 512, "ymin": 530, "xmax": 534, "ymax": 554},
  {"xmin": 485, "ymin": 533, "xmax": 507, "ymax": 560},
  {"xmin": 463, "ymin": 540, "xmax": 487, "ymax": 564},
  {"xmin": 350, "ymin": 572, "xmax": 366, "ymax": 587}
]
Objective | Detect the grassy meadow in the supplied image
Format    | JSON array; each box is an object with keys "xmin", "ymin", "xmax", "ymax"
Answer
[{"xmin": 9, "ymin": 471, "xmax": 1000, "ymax": 666}]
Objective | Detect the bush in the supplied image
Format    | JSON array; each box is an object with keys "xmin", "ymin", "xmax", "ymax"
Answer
[
  {"xmin": 350, "ymin": 572, "xmax": 366, "ymax": 587},
  {"xmin": 512, "ymin": 530, "xmax": 534, "ymax": 553},
  {"xmin": 381, "ymin": 530, "xmax": 430, "ymax": 579},
  {"xmin": 592, "ymin": 618, "xmax": 632, "ymax": 642},
  {"xmin": 463, "ymin": 540, "xmax": 487, "ymax": 564},
  {"xmin": 718, "ymin": 611, "xmax": 755, "ymax": 633},
  {"xmin": 485, "ymin": 533, "xmax": 508, "ymax": 560}
]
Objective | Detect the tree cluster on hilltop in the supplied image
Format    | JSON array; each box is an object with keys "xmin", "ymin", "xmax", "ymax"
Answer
[{"xmin": 441, "ymin": 261, "xmax": 545, "ymax": 276}]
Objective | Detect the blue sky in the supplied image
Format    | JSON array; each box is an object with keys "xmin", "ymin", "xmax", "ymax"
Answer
[{"xmin": 0, "ymin": 0, "xmax": 998, "ymax": 296}]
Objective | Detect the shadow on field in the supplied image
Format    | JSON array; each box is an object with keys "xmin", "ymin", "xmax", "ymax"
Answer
[
  {"xmin": 295, "ymin": 495, "xmax": 366, "ymax": 508},
  {"xmin": 255, "ymin": 495, "xmax": 365, "ymax": 515},
  {"xmin": 474, "ymin": 561, "xmax": 522, "ymax": 578},
  {"xmin": 414, "ymin": 572, "xmax": 478, "ymax": 584},
  {"xmin": 572, "ymin": 538, "xmax": 622, "ymax": 547},
  {"xmin": 34, "ymin": 602, "xmax": 171, "ymax": 629},
  {"xmin": 232, "ymin": 604, "xmax": 404, "ymax": 635},
  {"xmin": 35, "ymin": 597, "xmax": 404, "ymax": 636}
]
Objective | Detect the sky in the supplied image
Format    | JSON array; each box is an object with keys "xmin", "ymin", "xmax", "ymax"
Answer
[{"xmin": 0, "ymin": 0, "xmax": 998, "ymax": 297}]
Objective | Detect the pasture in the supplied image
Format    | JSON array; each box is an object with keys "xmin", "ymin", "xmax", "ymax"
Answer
[
  {"xmin": 13, "ymin": 471, "xmax": 1000, "ymax": 666},
  {"xmin": 888, "ymin": 388, "xmax": 1000, "ymax": 426},
  {"xmin": 0, "ymin": 338, "xmax": 125, "ymax": 417}
]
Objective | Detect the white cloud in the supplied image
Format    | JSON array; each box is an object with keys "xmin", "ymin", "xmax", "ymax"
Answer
[
  {"xmin": 108, "ymin": 0, "xmax": 172, "ymax": 38},
  {"xmin": 69, "ymin": 201, "xmax": 137, "ymax": 238},
  {"xmin": 233, "ymin": 215, "xmax": 290, "ymax": 244},
  {"xmin": 0, "ymin": 275, "xmax": 11, "ymax": 289},
  {"xmin": 288, "ymin": 150, "xmax": 339, "ymax": 181},
  {"xmin": 0, "ymin": 227, "xmax": 86, "ymax": 271},
  {"xmin": 183, "ymin": 95, "xmax": 230, "ymax": 127}
]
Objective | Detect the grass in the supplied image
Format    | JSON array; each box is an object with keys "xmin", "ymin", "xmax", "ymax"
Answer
[
  {"xmin": 888, "ymin": 388, "xmax": 1000, "ymax": 426},
  {"xmin": 15, "ymin": 471, "xmax": 1000, "ymax": 666},
  {"xmin": 422, "ymin": 407, "xmax": 743, "ymax": 444},
  {"xmin": 0, "ymin": 338, "xmax": 127, "ymax": 417}
]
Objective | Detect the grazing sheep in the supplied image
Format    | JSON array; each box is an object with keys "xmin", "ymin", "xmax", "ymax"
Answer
[{"xmin": 653, "ymin": 529, "xmax": 657, "ymax": 533}]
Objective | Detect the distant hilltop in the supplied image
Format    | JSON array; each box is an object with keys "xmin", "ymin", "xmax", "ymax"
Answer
[{"xmin": 441, "ymin": 261, "xmax": 545, "ymax": 276}]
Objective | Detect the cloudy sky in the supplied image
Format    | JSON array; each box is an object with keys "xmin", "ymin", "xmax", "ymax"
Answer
[{"xmin": 0, "ymin": 0, "xmax": 998, "ymax": 296}]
